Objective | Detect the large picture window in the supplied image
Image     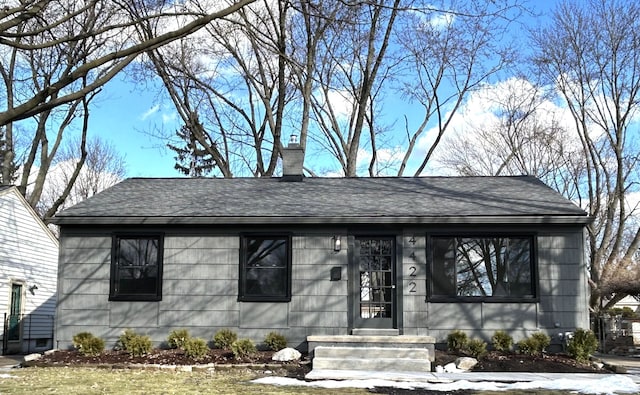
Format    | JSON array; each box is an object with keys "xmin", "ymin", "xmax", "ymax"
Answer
[
  {"xmin": 110, "ymin": 234, "xmax": 163, "ymax": 301},
  {"xmin": 239, "ymin": 235, "xmax": 291, "ymax": 302},
  {"xmin": 429, "ymin": 236, "xmax": 535, "ymax": 301}
]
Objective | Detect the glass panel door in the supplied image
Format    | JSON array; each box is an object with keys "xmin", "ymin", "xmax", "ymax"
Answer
[
  {"xmin": 8, "ymin": 284, "xmax": 22, "ymax": 341},
  {"xmin": 353, "ymin": 237, "xmax": 395, "ymax": 329}
]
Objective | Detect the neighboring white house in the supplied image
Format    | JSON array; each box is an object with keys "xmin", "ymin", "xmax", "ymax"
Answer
[{"xmin": 0, "ymin": 185, "xmax": 58, "ymax": 354}]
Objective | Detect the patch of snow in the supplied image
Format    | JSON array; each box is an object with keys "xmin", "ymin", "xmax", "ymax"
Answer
[{"xmin": 252, "ymin": 375, "xmax": 640, "ymax": 394}]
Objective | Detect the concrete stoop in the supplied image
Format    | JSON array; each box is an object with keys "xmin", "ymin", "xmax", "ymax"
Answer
[{"xmin": 308, "ymin": 346, "xmax": 431, "ymax": 378}]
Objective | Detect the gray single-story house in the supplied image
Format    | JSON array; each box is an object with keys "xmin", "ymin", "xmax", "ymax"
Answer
[{"xmin": 52, "ymin": 143, "xmax": 591, "ymax": 360}]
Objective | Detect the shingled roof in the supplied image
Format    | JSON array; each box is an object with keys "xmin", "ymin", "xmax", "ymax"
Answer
[{"xmin": 52, "ymin": 176, "xmax": 590, "ymax": 225}]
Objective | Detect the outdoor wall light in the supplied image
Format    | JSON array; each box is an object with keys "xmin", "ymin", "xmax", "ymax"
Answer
[
  {"xmin": 333, "ymin": 235, "xmax": 341, "ymax": 252},
  {"xmin": 29, "ymin": 284, "xmax": 38, "ymax": 294}
]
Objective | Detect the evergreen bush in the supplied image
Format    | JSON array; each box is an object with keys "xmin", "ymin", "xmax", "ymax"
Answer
[
  {"xmin": 231, "ymin": 338, "xmax": 257, "ymax": 359},
  {"xmin": 567, "ymin": 328, "xmax": 598, "ymax": 363},
  {"xmin": 213, "ymin": 328, "xmax": 238, "ymax": 350},
  {"xmin": 167, "ymin": 329, "xmax": 191, "ymax": 349},
  {"xmin": 72, "ymin": 332, "xmax": 105, "ymax": 356},
  {"xmin": 491, "ymin": 330, "xmax": 513, "ymax": 352},
  {"xmin": 467, "ymin": 338, "xmax": 487, "ymax": 358},
  {"xmin": 517, "ymin": 332, "xmax": 550, "ymax": 356},
  {"xmin": 446, "ymin": 330, "xmax": 469, "ymax": 353},
  {"xmin": 118, "ymin": 329, "xmax": 152, "ymax": 357},
  {"xmin": 183, "ymin": 337, "xmax": 209, "ymax": 360},
  {"xmin": 264, "ymin": 332, "xmax": 287, "ymax": 351}
]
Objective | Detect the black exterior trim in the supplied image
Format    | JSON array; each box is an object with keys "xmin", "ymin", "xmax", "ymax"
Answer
[
  {"xmin": 238, "ymin": 233, "xmax": 292, "ymax": 303},
  {"xmin": 426, "ymin": 233, "xmax": 539, "ymax": 303},
  {"xmin": 109, "ymin": 233, "xmax": 164, "ymax": 302}
]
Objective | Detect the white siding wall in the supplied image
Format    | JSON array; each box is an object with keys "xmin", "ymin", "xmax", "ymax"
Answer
[{"xmin": 0, "ymin": 187, "xmax": 58, "ymax": 352}]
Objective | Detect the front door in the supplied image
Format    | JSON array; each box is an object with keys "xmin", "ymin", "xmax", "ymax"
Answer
[{"xmin": 352, "ymin": 237, "xmax": 396, "ymax": 329}]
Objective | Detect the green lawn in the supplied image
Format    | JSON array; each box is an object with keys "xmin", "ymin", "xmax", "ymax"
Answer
[{"xmin": 0, "ymin": 367, "xmax": 367, "ymax": 395}]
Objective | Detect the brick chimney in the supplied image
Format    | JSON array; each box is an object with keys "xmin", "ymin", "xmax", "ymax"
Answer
[{"xmin": 281, "ymin": 134, "xmax": 304, "ymax": 182}]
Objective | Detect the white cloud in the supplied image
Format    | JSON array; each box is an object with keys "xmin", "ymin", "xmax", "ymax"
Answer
[
  {"xmin": 411, "ymin": 77, "xmax": 581, "ymax": 175},
  {"xmin": 140, "ymin": 104, "xmax": 160, "ymax": 121}
]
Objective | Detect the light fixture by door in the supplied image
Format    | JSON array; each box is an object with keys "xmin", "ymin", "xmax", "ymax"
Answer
[{"xmin": 333, "ymin": 235, "xmax": 341, "ymax": 252}]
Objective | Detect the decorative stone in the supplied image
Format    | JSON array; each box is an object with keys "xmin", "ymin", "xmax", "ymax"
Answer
[
  {"xmin": 271, "ymin": 347, "xmax": 301, "ymax": 362},
  {"xmin": 455, "ymin": 357, "xmax": 478, "ymax": 371},
  {"xmin": 43, "ymin": 349, "xmax": 58, "ymax": 356},
  {"xmin": 434, "ymin": 365, "xmax": 445, "ymax": 373},
  {"xmin": 592, "ymin": 361, "xmax": 604, "ymax": 370},
  {"xmin": 443, "ymin": 362, "xmax": 461, "ymax": 373},
  {"xmin": 23, "ymin": 353, "xmax": 42, "ymax": 362}
]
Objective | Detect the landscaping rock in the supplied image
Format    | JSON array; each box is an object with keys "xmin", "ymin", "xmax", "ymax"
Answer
[
  {"xmin": 455, "ymin": 357, "xmax": 478, "ymax": 371},
  {"xmin": 271, "ymin": 347, "xmax": 301, "ymax": 362},
  {"xmin": 443, "ymin": 362, "xmax": 462, "ymax": 373},
  {"xmin": 23, "ymin": 353, "xmax": 42, "ymax": 362}
]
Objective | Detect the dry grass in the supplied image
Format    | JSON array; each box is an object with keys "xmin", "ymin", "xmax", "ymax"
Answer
[{"xmin": 0, "ymin": 367, "xmax": 368, "ymax": 395}]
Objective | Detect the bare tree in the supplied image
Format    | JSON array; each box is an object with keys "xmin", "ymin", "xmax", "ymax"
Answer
[
  {"xmin": 436, "ymin": 79, "xmax": 584, "ymax": 198},
  {"xmin": 396, "ymin": 0, "xmax": 522, "ymax": 176},
  {"xmin": 532, "ymin": 0, "xmax": 640, "ymax": 312},
  {"xmin": 139, "ymin": 0, "xmax": 305, "ymax": 177},
  {"xmin": 36, "ymin": 136, "xmax": 126, "ymax": 220},
  {"xmin": 0, "ymin": 0, "xmax": 256, "ymax": 212},
  {"xmin": 0, "ymin": 0, "xmax": 258, "ymax": 125}
]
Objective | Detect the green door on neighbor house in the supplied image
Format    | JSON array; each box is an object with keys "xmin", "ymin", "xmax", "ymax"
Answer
[
  {"xmin": 6, "ymin": 283, "xmax": 23, "ymax": 353},
  {"xmin": 351, "ymin": 237, "xmax": 396, "ymax": 329}
]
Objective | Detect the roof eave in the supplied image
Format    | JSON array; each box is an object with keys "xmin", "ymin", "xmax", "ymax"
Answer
[{"xmin": 52, "ymin": 215, "xmax": 593, "ymax": 226}]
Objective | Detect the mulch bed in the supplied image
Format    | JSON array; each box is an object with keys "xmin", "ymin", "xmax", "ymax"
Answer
[
  {"xmin": 434, "ymin": 350, "xmax": 606, "ymax": 373},
  {"xmin": 26, "ymin": 347, "xmax": 607, "ymax": 384}
]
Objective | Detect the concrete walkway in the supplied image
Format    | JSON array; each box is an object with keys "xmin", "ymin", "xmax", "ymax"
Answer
[{"xmin": 0, "ymin": 355, "xmax": 23, "ymax": 369}]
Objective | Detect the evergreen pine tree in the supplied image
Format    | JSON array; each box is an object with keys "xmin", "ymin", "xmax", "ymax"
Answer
[{"xmin": 167, "ymin": 124, "xmax": 216, "ymax": 177}]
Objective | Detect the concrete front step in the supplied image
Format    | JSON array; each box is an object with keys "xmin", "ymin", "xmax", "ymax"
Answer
[
  {"xmin": 307, "ymin": 335, "xmax": 436, "ymax": 363},
  {"xmin": 314, "ymin": 346, "xmax": 430, "ymax": 360},
  {"xmin": 351, "ymin": 328, "xmax": 400, "ymax": 336},
  {"xmin": 313, "ymin": 356, "xmax": 431, "ymax": 373},
  {"xmin": 311, "ymin": 346, "xmax": 431, "ymax": 373}
]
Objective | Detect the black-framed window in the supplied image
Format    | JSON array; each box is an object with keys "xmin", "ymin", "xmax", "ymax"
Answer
[
  {"xmin": 110, "ymin": 234, "xmax": 163, "ymax": 301},
  {"xmin": 239, "ymin": 235, "xmax": 291, "ymax": 302},
  {"xmin": 429, "ymin": 235, "xmax": 535, "ymax": 301}
]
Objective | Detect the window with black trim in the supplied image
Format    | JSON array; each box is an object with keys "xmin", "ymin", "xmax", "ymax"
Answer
[
  {"xmin": 110, "ymin": 234, "xmax": 163, "ymax": 301},
  {"xmin": 429, "ymin": 236, "xmax": 535, "ymax": 300},
  {"xmin": 239, "ymin": 235, "xmax": 291, "ymax": 302}
]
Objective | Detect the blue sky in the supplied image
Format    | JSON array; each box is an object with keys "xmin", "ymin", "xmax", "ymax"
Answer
[{"xmin": 88, "ymin": 0, "xmax": 559, "ymax": 179}]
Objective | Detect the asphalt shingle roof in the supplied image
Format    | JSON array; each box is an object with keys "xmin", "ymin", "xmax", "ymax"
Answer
[{"xmin": 52, "ymin": 176, "xmax": 589, "ymax": 225}]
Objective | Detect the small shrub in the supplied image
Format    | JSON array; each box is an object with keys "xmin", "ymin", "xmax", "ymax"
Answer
[
  {"xmin": 467, "ymin": 338, "xmax": 487, "ymax": 358},
  {"xmin": 567, "ymin": 328, "xmax": 598, "ymax": 363},
  {"xmin": 447, "ymin": 330, "xmax": 469, "ymax": 353},
  {"xmin": 213, "ymin": 328, "xmax": 238, "ymax": 350},
  {"xmin": 517, "ymin": 332, "xmax": 550, "ymax": 356},
  {"xmin": 264, "ymin": 332, "xmax": 287, "ymax": 351},
  {"xmin": 118, "ymin": 329, "xmax": 152, "ymax": 357},
  {"xmin": 183, "ymin": 337, "xmax": 209, "ymax": 360},
  {"xmin": 167, "ymin": 329, "xmax": 191, "ymax": 349},
  {"xmin": 72, "ymin": 332, "xmax": 94, "ymax": 349},
  {"xmin": 531, "ymin": 332, "xmax": 551, "ymax": 353},
  {"xmin": 72, "ymin": 332, "xmax": 104, "ymax": 356},
  {"xmin": 231, "ymin": 338, "xmax": 257, "ymax": 359},
  {"xmin": 491, "ymin": 330, "xmax": 513, "ymax": 352}
]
